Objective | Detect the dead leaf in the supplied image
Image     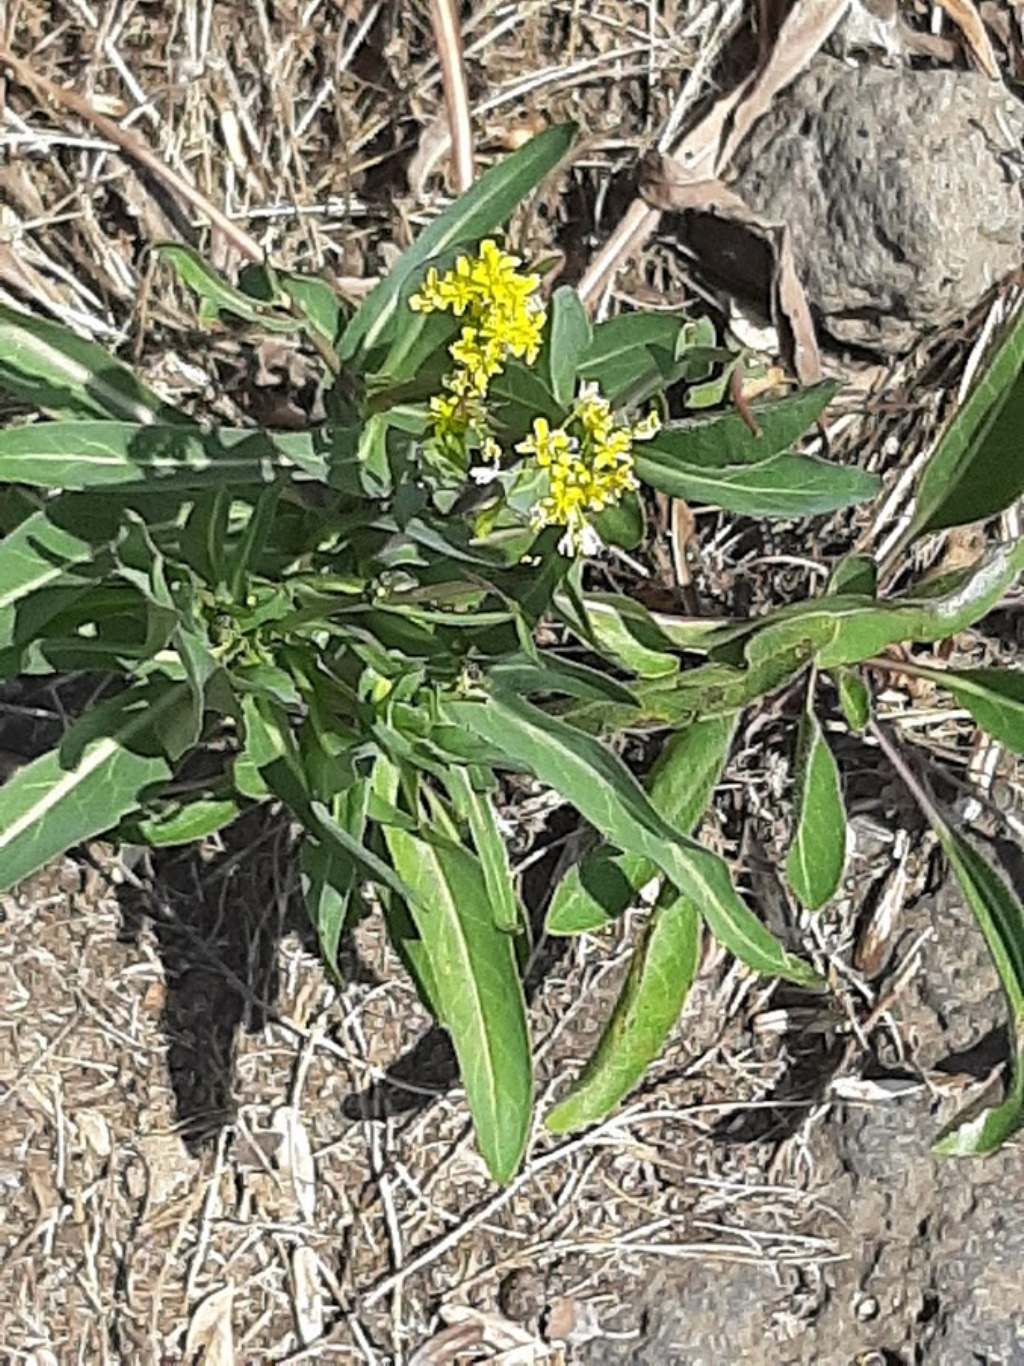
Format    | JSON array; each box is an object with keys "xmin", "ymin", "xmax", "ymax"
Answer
[
  {"xmin": 545, "ymin": 1295, "xmax": 604, "ymax": 1347},
  {"xmin": 831, "ymin": 1075, "xmax": 922, "ymax": 1102},
  {"xmin": 409, "ymin": 1321, "xmax": 483, "ymax": 1365},
  {"xmin": 407, "ymin": 112, "xmax": 452, "ymax": 199},
  {"xmin": 73, "ymin": 1109, "xmax": 112, "ymax": 1160},
  {"xmin": 670, "ymin": 497, "xmax": 696, "ymax": 591},
  {"xmin": 411, "ymin": 1307, "xmax": 556, "ymax": 1366},
  {"xmin": 270, "ymin": 1105, "xmax": 317, "ymax": 1221},
  {"xmin": 581, "ymin": 0, "xmax": 852, "ymax": 308},
  {"xmin": 935, "ymin": 0, "xmax": 1001, "ymax": 77},
  {"xmin": 184, "ymin": 1286, "xmax": 234, "ymax": 1365},
  {"xmin": 718, "ymin": 0, "xmax": 853, "ymax": 170},
  {"xmin": 291, "ymin": 1245, "xmax": 325, "ymax": 1345},
  {"xmin": 638, "ymin": 153, "xmax": 822, "ymax": 383}
]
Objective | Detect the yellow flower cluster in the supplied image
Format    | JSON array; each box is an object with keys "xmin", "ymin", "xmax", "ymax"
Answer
[
  {"xmin": 411, "ymin": 240, "xmax": 546, "ymax": 460},
  {"xmin": 518, "ymin": 387, "xmax": 661, "ymax": 556}
]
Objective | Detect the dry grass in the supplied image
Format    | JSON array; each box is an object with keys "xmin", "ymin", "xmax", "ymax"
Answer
[{"xmin": 3, "ymin": 0, "xmax": 1024, "ymax": 1360}]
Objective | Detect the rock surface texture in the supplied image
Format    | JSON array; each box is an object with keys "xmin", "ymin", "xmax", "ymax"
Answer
[{"xmin": 727, "ymin": 58, "xmax": 1024, "ymax": 351}]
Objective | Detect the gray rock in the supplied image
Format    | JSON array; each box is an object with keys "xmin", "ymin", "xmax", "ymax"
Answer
[{"xmin": 726, "ymin": 58, "xmax": 1024, "ymax": 351}]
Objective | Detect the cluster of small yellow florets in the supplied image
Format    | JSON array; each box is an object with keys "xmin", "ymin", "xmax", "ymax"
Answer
[
  {"xmin": 410, "ymin": 242, "xmax": 659, "ymax": 556},
  {"xmin": 410, "ymin": 239, "xmax": 545, "ymax": 462},
  {"xmin": 517, "ymin": 387, "xmax": 661, "ymax": 555}
]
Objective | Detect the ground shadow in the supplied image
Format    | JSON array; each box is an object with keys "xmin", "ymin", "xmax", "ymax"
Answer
[{"xmin": 113, "ymin": 807, "xmax": 361, "ymax": 1150}]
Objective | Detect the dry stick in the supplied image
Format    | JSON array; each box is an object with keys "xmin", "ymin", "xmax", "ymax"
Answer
[{"xmin": 429, "ymin": 0, "xmax": 475, "ymax": 194}]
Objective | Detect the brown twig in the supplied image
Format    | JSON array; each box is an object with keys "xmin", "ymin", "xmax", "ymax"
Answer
[
  {"xmin": 729, "ymin": 364, "xmax": 762, "ymax": 437},
  {"xmin": 429, "ymin": 0, "xmax": 475, "ymax": 194}
]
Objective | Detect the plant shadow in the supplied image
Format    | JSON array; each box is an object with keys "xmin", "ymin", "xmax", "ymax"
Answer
[{"xmin": 114, "ymin": 808, "xmax": 369, "ymax": 1150}]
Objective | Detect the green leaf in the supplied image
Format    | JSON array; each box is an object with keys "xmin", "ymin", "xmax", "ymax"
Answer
[
  {"xmin": 0, "ymin": 421, "xmax": 330, "ymax": 489},
  {"xmin": 556, "ymin": 590, "xmax": 678, "ymax": 679},
  {"xmin": 0, "ymin": 498, "xmax": 100, "ymax": 627},
  {"xmin": 635, "ymin": 448, "xmax": 881, "ymax": 518},
  {"xmin": 134, "ymin": 796, "xmax": 243, "ymax": 846},
  {"xmin": 0, "ymin": 685, "xmax": 181, "ymax": 892},
  {"xmin": 901, "ymin": 665, "xmax": 1024, "ymax": 755},
  {"xmin": 593, "ymin": 490, "xmax": 644, "ymax": 550},
  {"xmin": 829, "ymin": 553, "xmax": 877, "ymax": 597},
  {"xmin": 647, "ymin": 382, "xmax": 838, "ymax": 469},
  {"xmin": 785, "ymin": 698, "xmax": 846, "ymax": 910},
  {"xmin": 446, "ymin": 766, "xmax": 522, "ymax": 933},
  {"xmin": 280, "ymin": 274, "xmax": 344, "ymax": 348},
  {"xmin": 158, "ymin": 244, "xmax": 300, "ymax": 332},
  {"xmin": 543, "ymin": 287, "xmax": 591, "ymax": 407},
  {"xmin": 815, "ymin": 540, "xmax": 1024, "ymax": 666},
  {"xmin": 451, "ymin": 693, "xmax": 821, "ymax": 987},
  {"xmin": 911, "ymin": 306, "xmax": 1024, "ymax": 538},
  {"xmin": 931, "ymin": 831, "xmax": 1024, "ymax": 1155},
  {"xmin": 375, "ymin": 761, "xmax": 532, "ymax": 1182},
  {"xmin": 835, "ymin": 667, "xmax": 871, "ymax": 732},
  {"xmin": 339, "ymin": 123, "xmax": 576, "ymax": 364},
  {"xmin": 576, "ymin": 313, "xmax": 687, "ymax": 405},
  {"xmin": 546, "ymin": 888, "xmax": 700, "ymax": 1132},
  {"xmin": 228, "ymin": 484, "xmax": 282, "ymax": 600},
  {"xmin": 300, "ymin": 779, "xmax": 370, "ymax": 975},
  {"xmin": 547, "ymin": 714, "xmax": 736, "ymax": 935},
  {"xmin": 0, "ymin": 303, "xmax": 183, "ymax": 422}
]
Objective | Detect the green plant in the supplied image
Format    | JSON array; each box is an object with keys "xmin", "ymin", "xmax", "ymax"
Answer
[{"xmin": 0, "ymin": 124, "xmax": 1022, "ymax": 1178}]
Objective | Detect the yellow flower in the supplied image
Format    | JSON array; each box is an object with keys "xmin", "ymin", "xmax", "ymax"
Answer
[
  {"xmin": 516, "ymin": 417, "xmax": 574, "ymax": 468},
  {"xmin": 524, "ymin": 389, "xmax": 660, "ymax": 556},
  {"xmin": 411, "ymin": 238, "xmax": 547, "ymax": 460}
]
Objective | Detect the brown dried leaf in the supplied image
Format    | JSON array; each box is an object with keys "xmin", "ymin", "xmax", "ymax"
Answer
[
  {"xmin": 638, "ymin": 153, "xmax": 822, "ymax": 383},
  {"xmin": 270, "ymin": 1105, "xmax": 317, "ymax": 1222},
  {"xmin": 291, "ymin": 1245, "xmax": 325, "ymax": 1346},
  {"xmin": 718, "ymin": 0, "xmax": 853, "ymax": 170},
  {"xmin": 407, "ymin": 112, "xmax": 452, "ymax": 199},
  {"xmin": 409, "ymin": 1321, "xmax": 483, "ymax": 1365},
  {"xmin": 184, "ymin": 1286, "xmax": 234, "ymax": 1365},
  {"xmin": 936, "ymin": 0, "xmax": 1001, "ymax": 77}
]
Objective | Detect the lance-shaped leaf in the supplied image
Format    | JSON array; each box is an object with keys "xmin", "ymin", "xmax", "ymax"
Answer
[
  {"xmin": 786, "ymin": 696, "xmax": 847, "ymax": 910},
  {"xmin": 0, "ymin": 303, "xmax": 182, "ymax": 422},
  {"xmin": 576, "ymin": 313, "xmax": 690, "ymax": 405},
  {"xmin": 910, "ymin": 304, "xmax": 1024, "ymax": 538},
  {"xmin": 450, "ymin": 693, "xmax": 821, "ymax": 987},
  {"xmin": 0, "ymin": 421, "xmax": 330, "ymax": 489},
  {"xmin": 339, "ymin": 123, "xmax": 576, "ymax": 363},
  {"xmin": 0, "ymin": 685, "xmax": 181, "ymax": 892},
  {"xmin": 446, "ymin": 766, "xmax": 523, "ymax": 933},
  {"xmin": 835, "ymin": 667, "xmax": 871, "ymax": 732},
  {"xmin": 542, "ymin": 286, "xmax": 591, "ymax": 407},
  {"xmin": 546, "ymin": 889, "xmax": 701, "ymax": 1132},
  {"xmin": 635, "ymin": 448, "xmax": 881, "ymax": 518},
  {"xmin": 547, "ymin": 714, "xmax": 737, "ymax": 935},
  {"xmin": 0, "ymin": 499, "xmax": 100, "ymax": 630},
  {"xmin": 158, "ymin": 245, "xmax": 301, "ymax": 332},
  {"xmin": 266, "ymin": 740, "xmax": 532, "ymax": 1181},
  {"xmin": 646, "ymin": 382, "xmax": 839, "ymax": 469},
  {"xmin": 932, "ymin": 830, "xmax": 1024, "ymax": 1155},
  {"xmin": 375, "ymin": 764, "xmax": 532, "ymax": 1182},
  {"xmin": 133, "ymin": 796, "xmax": 244, "ymax": 847},
  {"xmin": 301, "ymin": 779, "xmax": 370, "ymax": 976}
]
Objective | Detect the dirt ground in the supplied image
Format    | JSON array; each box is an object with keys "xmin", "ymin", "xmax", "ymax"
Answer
[{"xmin": 3, "ymin": 0, "xmax": 1024, "ymax": 1362}]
